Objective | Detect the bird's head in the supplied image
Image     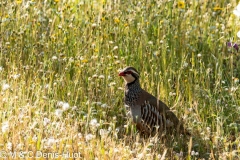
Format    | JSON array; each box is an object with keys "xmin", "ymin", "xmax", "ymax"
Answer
[{"xmin": 119, "ymin": 66, "xmax": 140, "ymax": 83}]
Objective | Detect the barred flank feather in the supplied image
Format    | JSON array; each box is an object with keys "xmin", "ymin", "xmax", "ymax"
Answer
[{"xmin": 141, "ymin": 101, "xmax": 163, "ymax": 134}]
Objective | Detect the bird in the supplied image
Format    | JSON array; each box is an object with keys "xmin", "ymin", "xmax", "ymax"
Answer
[{"xmin": 119, "ymin": 66, "xmax": 189, "ymax": 136}]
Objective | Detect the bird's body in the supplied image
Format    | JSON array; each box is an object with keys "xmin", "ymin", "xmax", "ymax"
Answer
[{"xmin": 119, "ymin": 66, "xmax": 188, "ymax": 136}]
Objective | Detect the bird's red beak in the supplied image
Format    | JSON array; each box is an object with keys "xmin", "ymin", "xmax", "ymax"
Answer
[{"xmin": 118, "ymin": 71, "xmax": 125, "ymax": 76}]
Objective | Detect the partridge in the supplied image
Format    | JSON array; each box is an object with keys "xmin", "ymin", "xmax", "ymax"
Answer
[{"xmin": 119, "ymin": 66, "xmax": 189, "ymax": 136}]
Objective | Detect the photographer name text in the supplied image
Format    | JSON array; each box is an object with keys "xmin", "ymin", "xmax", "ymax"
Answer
[{"xmin": 0, "ymin": 150, "xmax": 81, "ymax": 158}]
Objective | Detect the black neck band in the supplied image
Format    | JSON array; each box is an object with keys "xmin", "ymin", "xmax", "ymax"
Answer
[{"xmin": 127, "ymin": 78, "xmax": 138, "ymax": 86}]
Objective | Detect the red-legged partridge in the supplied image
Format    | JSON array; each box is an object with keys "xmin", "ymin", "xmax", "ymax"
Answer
[{"xmin": 119, "ymin": 66, "xmax": 189, "ymax": 136}]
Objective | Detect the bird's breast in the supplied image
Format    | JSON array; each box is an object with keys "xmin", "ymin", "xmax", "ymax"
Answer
[{"xmin": 124, "ymin": 90, "xmax": 140, "ymax": 106}]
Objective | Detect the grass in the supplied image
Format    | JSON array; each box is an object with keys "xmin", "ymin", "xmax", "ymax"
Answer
[{"xmin": 0, "ymin": 0, "xmax": 240, "ymax": 159}]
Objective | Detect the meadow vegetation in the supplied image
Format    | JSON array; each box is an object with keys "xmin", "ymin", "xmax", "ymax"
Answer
[{"xmin": 0, "ymin": 0, "xmax": 240, "ymax": 159}]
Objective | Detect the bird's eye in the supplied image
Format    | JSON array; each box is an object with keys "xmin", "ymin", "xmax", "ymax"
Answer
[{"xmin": 124, "ymin": 71, "xmax": 132, "ymax": 74}]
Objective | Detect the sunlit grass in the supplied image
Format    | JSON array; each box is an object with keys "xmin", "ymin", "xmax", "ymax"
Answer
[{"xmin": 0, "ymin": 0, "xmax": 240, "ymax": 159}]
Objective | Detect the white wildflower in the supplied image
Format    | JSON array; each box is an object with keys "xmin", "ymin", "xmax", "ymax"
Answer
[
  {"xmin": 96, "ymin": 102, "xmax": 102, "ymax": 106},
  {"xmin": 47, "ymin": 137, "xmax": 55, "ymax": 146},
  {"xmin": 99, "ymin": 129, "xmax": 109, "ymax": 138},
  {"xmin": 115, "ymin": 60, "xmax": 121, "ymax": 64},
  {"xmin": 137, "ymin": 153, "xmax": 144, "ymax": 158},
  {"xmin": 109, "ymin": 82, "xmax": 116, "ymax": 86},
  {"xmin": 169, "ymin": 92, "xmax": 176, "ymax": 96},
  {"xmin": 85, "ymin": 100, "xmax": 90, "ymax": 105},
  {"xmin": 62, "ymin": 102, "xmax": 70, "ymax": 111},
  {"xmin": 113, "ymin": 148, "xmax": 119, "ymax": 153},
  {"xmin": 99, "ymin": 75, "xmax": 105, "ymax": 79},
  {"xmin": 1, "ymin": 121, "xmax": 9, "ymax": 133},
  {"xmin": 7, "ymin": 142, "xmax": 12, "ymax": 150},
  {"xmin": 85, "ymin": 134, "xmax": 95, "ymax": 141},
  {"xmin": 118, "ymin": 87, "xmax": 124, "ymax": 90},
  {"xmin": 92, "ymin": 23, "xmax": 97, "ymax": 28},
  {"xmin": 206, "ymin": 127, "xmax": 211, "ymax": 133},
  {"xmin": 69, "ymin": 57, "xmax": 74, "ymax": 62},
  {"xmin": 57, "ymin": 101, "xmax": 64, "ymax": 107},
  {"xmin": 113, "ymin": 46, "xmax": 118, "ymax": 50},
  {"xmin": 90, "ymin": 118, "xmax": 99, "ymax": 128},
  {"xmin": 2, "ymin": 83, "xmax": 10, "ymax": 91},
  {"xmin": 101, "ymin": 103, "xmax": 107, "ymax": 108},
  {"xmin": 52, "ymin": 56, "xmax": 58, "ymax": 60},
  {"xmin": 115, "ymin": 127, "xmax": 120, "ymax": 133},
  {"xmin": 176, "ymin": 151, "xmax": 183, "ymax": 157},
  {"xmin": 55, "ymin": 109, "xmax": 63, "ymax": 117},
  {"xmin": 237, "ymin": 31, "xmax": 240, "ymax": 38},
  {"xmin": 43, "ymin": 117, "xmax": 50, "ymax": 126},
  {"xmin": 230, "ymin": 87, "xmax": 237, "ymax": 92},
  {"xmin": 77, "ymin": 133, "xmax": 82, "ymax": 138},
  {"xmin": 72, "ymin": 106, "xmax": 77, "ymax": 111},
  {"xmin": 45, "ymin": 84, "xmax": 49, "ymax": 89},
  {"xmin": 57, "ymin": 101, "xmax": 70, "ymax": 111},
  {"xmin": 233, "ymin": 4, "xmax": 240, "ymax": 17},
  {"xmin": 32, "ymin": 135, "xmax": 38, "ymax": 142},
  {"xmin": 12, "ymin": 74, "xmax": 21, "ymax": 79},
  {"xmin": 191, "ymin": 151, "xmax": 195, "ymax": 156},
  {"xmin": 92, "ymin": 74, "xmax": 98, "ymax": 78},
  {"xmin": 148, "ymin": 41, "xmax": 153, "ymax": 45},
  {"xmin": 183, "ymin": 62, "xmax": 188, "ymax": 68}
]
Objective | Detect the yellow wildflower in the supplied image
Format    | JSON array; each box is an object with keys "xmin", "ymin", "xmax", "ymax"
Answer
[
  {"xmin": 233, "ymin": 77, "xmax": 239, "ymax": 83},
  {"xmin": 75, "ymin": 62, "xmax": 81, "ymax": 66},
  {"xmin": 81, "ymin": 59, "xmax": 88, "ymax": 63},
  {"xmin": 114, "ymin": 18, "xmax": 120, "ymax": 24},
  {"xmin": 178, "ymin": 1, "xmax": 185, "ymax": 9},
  {"xmin": 213, "ymin": 7, "xmax": 223, "ymax": 11},
  {"xmin": 16, "ymin": 0, "xmax": 22, "ymax": 4},
  {"xmin": 94, "ymin": 48, "xmax": 99, "ymax": 52},
  {"xmin": 54, "ymin": 0, "xmax": 60, "ymax": 2}
]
